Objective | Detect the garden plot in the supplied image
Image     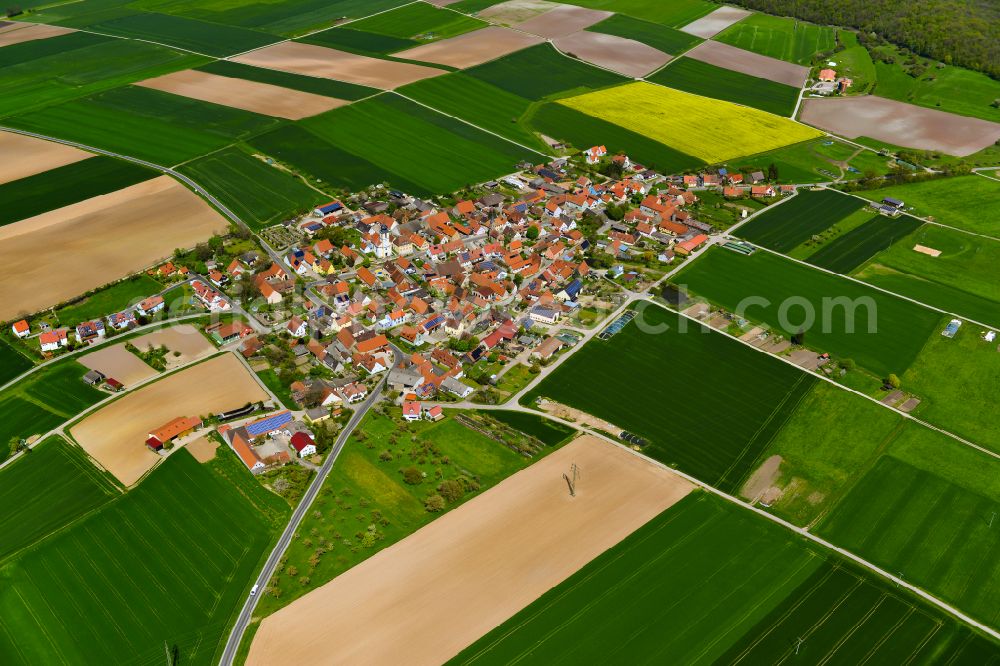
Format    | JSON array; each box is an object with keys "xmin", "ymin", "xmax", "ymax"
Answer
[
  {"xmin": 233, "ymin": 41, "xmax": 445, "ymax": 89},
  {"xmin": 69, "ymin": 353, "xmax": 268, "ymax": 486},
  {"xmin": 685, "ymin": 39, "xmax": 808, "ymax": 87},
  {"xmin": 0, "ymin": 131, "xmax": 92, "ymax": 184},
  {"xmin": 513, "ymin": 3, "xmax": 610, "ymax": 38},
  {"xmin": 248, "ymin": 435, "xmax": 693, "ymax": 665},
  {"xmin": 679, "ymin": 5, "xmax": 750, "ymax": 38},
  {"xmin": 394, "ymin": 26, "xmax": 543, "ymax": 68},
  {"xmin": 800, "ymin": 96, "xmax": 1000, "ymax": 157},
  {"xmin": 79, "ymin": 345, "xmax": 157, "ymax": 387},
  {"xmin": 0, "ymin": 22, "xmax": 74, "ymax": 47},
  {"xmin": 135, "ymin": 69, "xmax": 347, "ymax": 120},
  {"xmin": 0, "ymin": 176, "xmax": 225, "ymax": 321},
  {"xmin": 552, "ymin": 31, "xmax": 670, "ymax": 77}
]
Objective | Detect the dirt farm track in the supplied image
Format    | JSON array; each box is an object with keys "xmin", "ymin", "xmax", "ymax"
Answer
[
  {"xmin": 70, "ymin": 353, "xmax": 269, "ymax": 486},
  {"xmin": 247, "ymin": 435, "xmax": 694, "ymax": 666},
  {"xmin": 0, "ymin": 175, "xmax": 226, "ymax": 321}
]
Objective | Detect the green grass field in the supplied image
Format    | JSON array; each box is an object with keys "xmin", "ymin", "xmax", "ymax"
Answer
[
  {"xmin": 179, "ymin": 147, "xmax": 328, "ymax": 229},
  {"xmin": 0, "ymin": 340, "xmax": 35, "ymax": 386},
  {"xmin": 298, "ymin": 93, "xmax": 538, "ymax": 196},
  {"xmin": 818, "ymin": 454, "xmax": 1000, "ymax": 627},
  {"xmin": 738, "ymin": 189, "xmax": 867, "ymax": 252},
  {"xmin": 255, "ymin": 409, "xmax": 561, "ymax": 616},
  {"xmin": 345, "ymin": 2, "xmax": 485, "ymax": 41},
  {"xmin": 723, "ymin": 138, "xmax": 892, "ymax": 185},
  {"xmin": 480, "ymin": 410, "xmax": 575, "ymax": 446},
  {"xmin": 399, "ymin": 73, "xmax": 547, "ymax": 151},
  {"xmin": 531, "ymin": 102, "xmax": 703, "ymax": 172},
  {"xmin": 586, "ymin": 14, "xmax": 701, "ymax": 55},
  {"xmin": 853, "ymin": 224, "xmax": 1000, "ymax": 327},
  {"xmin": 650, "ymin": 56, "xmax": 800, "ymax": 116},
  {"xmin": 902, "ymin": 321, "xmax": 1000, "ymax": 454},
  {"xmin": 0, "ymin": 449, "xmax": 281, "ymax": 664},
  {"xmin": 788, "ymin": 207, "xmax": 881, "ymax": 259},
  {"xmin": 195, "ymin": 60, "xmax": 378, "ymax": 100},
  {"xmin": 856, "ymin": 176, "xmax": 1000, "ymax": 236},
  {"xmin": 8, "ymin": 85, "xmax": 282, "ymax": 166},
  {"xmin": 465, "ymin": 44, "xmax": 627, "ymax": 101},
  {"xmin": 805, "ymin": 214, "xmax": 923, "ymax": 273},
  {"xmin": 559, "ymin": 0, "xmax": 715, "ymax": 28},
  {"xmin": 715, "ymin": 13, "xmax": 836, "ymax": 64},
  {"xmin": 524, "ymin": 304, "xmax": 816, "ymax": 493},
  {"xmin": 453, "ymin": 491, "xmax": 993, "ymax": 664},
  {"xmin": 835, "ymin": 30, "xmax": 876, "ymax": 93},
  {"xmin": 676, "ymin": 247, "xmax": 942, "ymax": 377},
  {"xmin": 0, "ymin": 436, "xmax": 119, "ymax": 563},
  {"xmin": 0, "ymin": 156, "xmax": 155, "ymax": 228},
  {"xmin": 752, "ymin": 381, "xmax": 902, "ymax": 525},
  {"xmin": 54, "ymin": 274, "xmax": 163, "ymax": 325},
  {"xmin": 0, "ymin": 360, "xmax": 107, "ymax": 462},
  {"xmin": 0, "ymin": 33, "xmax": 206, "ymax": 119},
  {"xmin": 92, "ymin": 12, "xmax": 282, "ymax": 57}
]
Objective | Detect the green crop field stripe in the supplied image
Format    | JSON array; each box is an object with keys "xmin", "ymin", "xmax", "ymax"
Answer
[
  {"xmin": 0, "ymin": 156, "xmax": 156, "ymax": 228},
  {"xmin": 195, "ymin": 60, "xmax": 377, "ymax": 100},
  {"xmin": 0, "ymin": 31, "xmax": 111, "ymax": 68},
  {"xmin": 737, "ymin": 189, "xmax": 867, "ymax": 253},
  {"xmin": 92, "ymin": 12, "xmax": 282, "ymax": 57},
  {"xmin": 299, "ymin": 27, "xmax": 420, "ymax": 54},
  {"xmin": 648, "ymin": 57, "xmax": 800, "ymax": 116},
  {"xmin": 805, "ymin": 215, "xmax": 923, "ymax": 274},
  {"xmin": 586, "ymin": 14, "xmax": 702, "ymax": 55}
]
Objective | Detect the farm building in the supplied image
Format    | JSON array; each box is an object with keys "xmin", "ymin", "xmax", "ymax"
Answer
[
  {"xmin": 219, "ymin": 426, "xmax": 265, "ymax": 473},
  {"xmin": 82, "ymin": 370, "xmax": 105, "ymax": 386},
  {"xmin": 289, "ymin": 432, "xmax": 317, "ymax": 457},
  {"xmin": 245, "ymin": 410, "xmax": 293, "ymax": 437},
  {"xmin": 146, "ymin": 415, "xmax": 202, "ymax": 451},
  {"xmin": 532, "ymin": 336, "xmax": 565, "ymax": 361},
  {"xmin": 529, "ymin": 306, "xmax": 561, "ymax": 324},
  {"xmin": 674, "ymin": 234, "xmax": 710, "ymax": 256}
]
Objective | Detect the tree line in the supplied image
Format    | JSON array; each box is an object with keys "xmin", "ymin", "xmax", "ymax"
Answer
[{"xmin": 720, "ymin": 0, "xmax": 1000, "ymax": 79}]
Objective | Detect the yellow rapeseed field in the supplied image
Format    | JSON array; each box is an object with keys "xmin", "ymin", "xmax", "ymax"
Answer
[{"xmin": 559, "ymin": 81, "xmax": 822, "ymax": 164}]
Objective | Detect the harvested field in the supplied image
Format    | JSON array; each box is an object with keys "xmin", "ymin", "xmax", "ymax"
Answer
[
  {"xmin": 70, "ymin": 353, "xmax": 268, "ymax": 486},
  {"xmin": 135, "ymin": 69, "xmax": 347, "ymax": 120},
  {"xmin": 0, "ymin": 22, "xmax": 74, "ymax": 47},
  {"xmin": 248, "ymin": 435, "xmax": 693, "ymax": 665},
  {"xmin": 0, "ymin": 131, "xmax": 91, "ymax": 184},
  {"xmin": 79, "ymin": 345, "xmax": 157, "ymax": 387},
  {"xmin": 514, "ymin": 4, "xmax": 610, "ymax": 38},
  {"xmin": 685, "ymin": 39, "xmax": 808, "ymax": 87},
  {"xmin": 800, "ymin": 96, "xmax": 1000, "ymax": 157},
  {"xmin": 478, "ymin": 0, "xmax": 556, "ymax": 24},
  {"xmin": 552, "ymin": 30, "xmax": 670, "ymax": 77},
  {"xmin": 394, "ymin": 26, "xmax": 543, "ymax": 69},
  {"xmin": 679, "ymin": 5, "xmax": 751, "ymax": 38},
  {"xmin": 0, "ymin": 176, "xmax": 225, "ymax": 320},
  {"xmin": 233, "ymin": 41, "xmax": 445, "ymax": 89},
  {"xmin": 185, "ymin": 435, "xmax": 218, "ymax": 462},
  {"xmin": 130, "ymin": 324, "xmax": 215, "ymax": 368}
]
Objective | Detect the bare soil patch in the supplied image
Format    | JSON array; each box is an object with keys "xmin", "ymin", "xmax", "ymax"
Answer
[
  {"xmin": 680, "ymin": 6, "xmax": 751, "ymax": 39},
  {"xmin": 553, "ymin": 31, "xmax": 670, "ymax": 77},
  {"xmin": 185, "ymin": 436, "xmax": 218, "ymax": 462},
  {"xmin": 913, "ymin": 245, "xmax": 941, "ymax": 257},
  {"xmin": 233, "ymin": 42, "xmax": 445, "ymax": 89},
  {"xmin": 0, "ymin": 22, "xmax": 74, "ymax": 47},
  {"xmin": 79, "ymin": 345, "xmax": 157, "ymax": 387},
  {"xmin": 477, "ymin": 0, "xmax": 556, "ymax": 24},
  {"xmin": 0, "ymin": 176, "xmax": 225, "ymax": 321},
  {"xmin": 537, "ymin": 399, "xmax": 618, "ymax": 434},
  {"xmin": 513, "ymin": 4, "xmax": 611, "ymax": 38},
  {"xmin": 686, "ymin": 40, "xmax": 808, "ymax": 87},
  {"xmin": 741, "ymin": 454, "xmax": 783, "ymax": 501},
  {"xmin": 248, "ymin": 435, "xmax": 693, "ymax": 666},
  {"xmin": 70, "ymin": 354, "xmax": 268, "ymax": 486},
  {"xmin": 129, "ymin": 324, "xmax": 216, "ymax": 369},
  {"xmin": 0, "ymin": 131, "xmax": 92, "ymax": 184},
  {"xmin": 135, "ymin": 69, "xmax": 347, "ymax": 120},
  {"xmin": 394, "ymin": 26, "xmax": 542, "ymax": 69},
  {"xmin": 799, "ymin": 96, "xmax": 1000, "ymax": 157}
]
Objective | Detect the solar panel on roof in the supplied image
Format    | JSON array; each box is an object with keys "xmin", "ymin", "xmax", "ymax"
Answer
[{"xmin": 246, "ymin": 411, "xmax": 292, "ymax": 436}]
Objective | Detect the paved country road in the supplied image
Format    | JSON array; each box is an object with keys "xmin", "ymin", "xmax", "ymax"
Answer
[{"xmin": 218, "ymin": 346, "xmax": 403, "ymax": 666}]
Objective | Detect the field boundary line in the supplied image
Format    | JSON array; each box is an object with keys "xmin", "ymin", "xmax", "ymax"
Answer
[{"xmin": 388, "ymin": 90, "xmax": 554, "ymax": 159}]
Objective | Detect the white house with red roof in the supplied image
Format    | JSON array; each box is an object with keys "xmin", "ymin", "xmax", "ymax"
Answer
[
  {"xmin": 11, "ymin": 320, "xmax": 29, "ymax": 338},
  {"xmin": 585, "ymin": 145, "xmax": 607, "ymax": 164},
  {"xmin": 286, "ymin": 316, "xmax": 307, "ymax": 338},
  {"xmin": 39, "ymin": 328, "xmax": 68, "ymax": 352},
  {"xmin": 402, "ymin": 400, "xmax": 421, "ymax": 421},
  {"xmin": 289, "ymin": 431, "xmax": 317, "ymax": 457}
]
